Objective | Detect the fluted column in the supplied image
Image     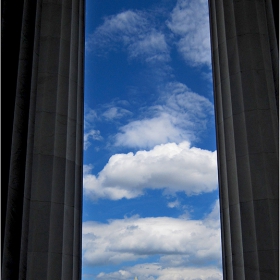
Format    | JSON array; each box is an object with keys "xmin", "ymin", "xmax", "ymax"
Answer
[
  {"xmin": 208, "ymin": 0, "xmax": 278, "ymax": 279},
  {"xmin": 1, "ymin": 0, "xmax": 84, "ymax": 279}
]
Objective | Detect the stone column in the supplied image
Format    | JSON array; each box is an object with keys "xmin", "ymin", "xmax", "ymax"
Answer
[
  {"xmin": 208, "ymin": 0, "xmax": 278, "ymax": 279},
  {"xmin": 1, "ymin": 0, "xmax": 84, "ymax": 279}
]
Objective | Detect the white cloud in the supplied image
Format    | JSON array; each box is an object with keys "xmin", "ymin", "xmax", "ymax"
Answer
[
  {"xmin": 84, "ymin": 129, "xmax": 103, "ymax": 150},
  {"xmin": 82, "ymin": 201, "xmax": 222, "ymax": 270},
  {"xmin": 84, "ymin": 108, "xmax": 98, "ymax": 130},
  {"xmin": 86, "ymin": 10, "xmax": 146, "ymax": 49},
  {"xmin": 115, "ymin": 114, "xmax": 189, "ymax": 149},
  {"xmin": 83, "ymin": 141, "xmax": 217, "ymax": 200},
  {"xmin": 83, "ymin": 164, "xmax": 94, "ymax": 176},
  {"xmin": 203, "ymin": 200, "xmax": 221, "ymax": 230},
  {"xmin": 102, "ymin": 106, "xmax": 132, "ymax": 120},
  {"xmin": 167, "ymin": 0, "xmax": 211, "ymax": 67},
  {"xmin": 114, "ymin": 82, "xmax": 213, "ymax": 149},
  {"xmin": 167, "ymin": 199, "xmax": 180, "ymax": 208},
  {"xmin": 87, "ymin": 10, "xmax": 170, "ymax": 63},
  {"xmin": 128, "ymin": 31, "xmax": 170, "ymax": 63},
  {"xmin": 96, "ymin": 264, "xmax": 223, "ymax": 280}
]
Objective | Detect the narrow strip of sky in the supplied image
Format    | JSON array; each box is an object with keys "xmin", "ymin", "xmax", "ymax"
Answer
[{"xmin": 82, "ymin": 0, "xmax": 222, "ymax": 279}]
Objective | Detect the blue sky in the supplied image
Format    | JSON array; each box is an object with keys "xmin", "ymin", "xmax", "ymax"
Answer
[{"xmin": 82, "ymin": 0, "xmax": 222, "ymax": 279}]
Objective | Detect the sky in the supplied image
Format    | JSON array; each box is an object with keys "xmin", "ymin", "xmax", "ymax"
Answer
[{"xmin": 82, "ymin": 0, "xmax": 223, "ymax": 279}]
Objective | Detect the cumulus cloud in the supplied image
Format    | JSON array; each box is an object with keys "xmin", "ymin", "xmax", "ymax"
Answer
[
  {"xmin": 167, "ymin": 0, "xmax": 211, "ymax": 67},
  {"xmin": 82, "ymin": 201, "xmax": 222, "ymax": 270},
  {"xmin": 115, "ymin": 114, "xmax": 189, "ymax": 148},
  {"xmin": 96, "ymin": 264, "xmax": 223, "ymax": 280},
  {"xmin": 87, "ymin": 10, "xmax": 170, "ymax": 63},
  {"xmin": 115, "ymin": 82, "xmax": 213, "ymax": 149},
  {"xmin": 83, "ymin": 141, "xmax": 217, "ymax": 200},
  {"xmin": 203, "ymin": 200, "xmax": 221, "ymax": 229}
]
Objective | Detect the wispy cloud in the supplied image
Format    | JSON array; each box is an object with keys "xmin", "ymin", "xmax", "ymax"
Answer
[
  {"xmin": 83, "ymin": 141, "xmax": 217, "ymax": 200},
  {"xmin": 86, "ymin": 10, "xmax": 146, "ymax": 50},
  {"xmin": 83, "ymin": 101, "xmax": 133, "ymax": 150},
  {"xmin": 83, "ymin": 107, "xmax": 103, "ymax": 150},
  {"xmin": 84, "ymin": 130, "xmax": 103, "ymax": 150},
  {"xmin": 127, "ymin": 31, "xmax": 170, "ymax": 63},
  {"xmin": 102, "ymin": 106, "xmax": 132, "ymax": 120},
  {"xmin": 82, "ymin": 201, "xmax": 222, "ymax": 270},
  {"xmin": 87, "ymin": 10, "xmax": 170, "ymax": 63},
  {"xmin": 167, "ymin": 0, "xmax": 211, "ymax": 67},
  {"xmin": 167, "ymin": 199, "xmax": 180, "ymax": 208},
  {"xmin": 84, "ymin": 108, "xmax": 98, "ymax": 131},
  {"xmin": 114, "ymin": 82, "xmax": 214, "ymax": 149}
]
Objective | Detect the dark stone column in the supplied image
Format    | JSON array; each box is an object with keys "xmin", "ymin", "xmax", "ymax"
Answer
[
  {"xmin": 208, "ymin": 0, "xmax": 279, "ymax": 279},
  {"xmin": 1, "ymin": 0, "xmax": 85, "ymax": 279}
]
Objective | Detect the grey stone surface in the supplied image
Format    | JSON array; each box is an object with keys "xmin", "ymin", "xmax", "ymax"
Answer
[
  {"xmin": 209, "ymin": 0, "xmax": 279, "ymax": 279},
  {"xmin": 2, "ymin": 0, "xmax": 84, "ymax": 279}
]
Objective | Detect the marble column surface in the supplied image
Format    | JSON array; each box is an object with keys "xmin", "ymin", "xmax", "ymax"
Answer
[
  {"xmin": 1, "ymin": 0, "xmax": 85, "ymax": 279},
  {"xmin": 208, "ymin": 0, "xmax": 279, "ymax": 279}
]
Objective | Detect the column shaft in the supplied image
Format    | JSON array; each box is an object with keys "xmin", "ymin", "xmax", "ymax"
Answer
[
  {"xmin": 208, "ymin": 0, "xmax": 279, "ymax": 279},
  {"xmin": 1, "ymin": 0, "xmax": 85, "ymax": 279}
]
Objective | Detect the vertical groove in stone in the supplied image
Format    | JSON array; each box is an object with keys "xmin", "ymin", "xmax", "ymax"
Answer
[
  {"xmin": 217, "ymin": 0, "xmax": 246, "ymax": 279},
  {"xmin": 28, "ymin": 1, "xmax": 63, "ymax": 277},
  {"xmin": 1, "ymin": 0, "xmax": 38, "ymax": 278},
  {"xmin": 208, "ymin": 1, "xmax": 232, "ymax": 279},
  {"xmin": 19, "ymin": 1, "xmax": 43, "ymax": 278},
  {"xmin": 47, "ymin": 0, "xmax": 67, "ymax": 277},
  {"xmin": 209, "ymin": 0, "xmax": 279, "ymax": 279},
  {"xmin": 61, "ymin": 0, "xmax": 78, "ymax": 278},
  {"xmin": 264, "ymin": 0, "xmax": 279, "ymax": 114},
  {"xmin": 229, "ymin": 1, "xmax": 261, "ymax": 278},
  {"xmin": 73, "ymin": 0, "xmax": 85, "ymax": 278}
]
